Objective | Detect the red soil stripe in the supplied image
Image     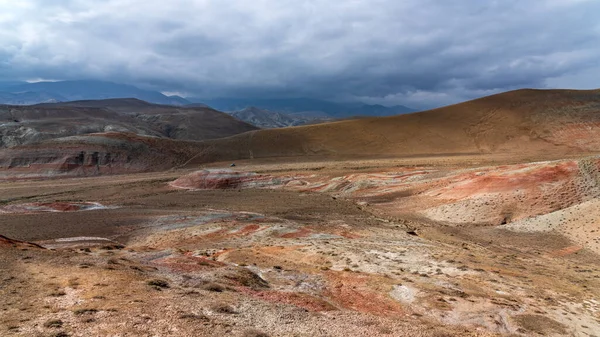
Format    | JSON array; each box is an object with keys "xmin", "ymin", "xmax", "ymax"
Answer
[{"xmin": 548, "ymin": 245, "xmax": 583, "ymax": 257}]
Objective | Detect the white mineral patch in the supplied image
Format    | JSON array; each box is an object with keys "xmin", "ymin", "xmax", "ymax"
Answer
[
  {"xmin": 54, "ymin": 237, "xmax": 113, "ymax": 242},
  {"xmin": 390, "ymin": 285, "xmax": 418, "ymax": 303}
]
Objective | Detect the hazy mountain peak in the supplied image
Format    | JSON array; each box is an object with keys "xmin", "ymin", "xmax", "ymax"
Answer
[
  {"xmin": 1, "ymin": 80, "xmax": 191, "ymax": 106},
  {"xmin": 195, "ymin": 97, "xmax": 415, "ymax": 118}
]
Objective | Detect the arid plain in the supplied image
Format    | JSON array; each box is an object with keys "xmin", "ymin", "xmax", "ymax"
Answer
[{"xmin": 1, "ymin": 89, "xmax": 600, "ymax": 336}]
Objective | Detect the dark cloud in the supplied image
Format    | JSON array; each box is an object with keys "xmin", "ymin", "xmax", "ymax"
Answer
[{"xmin": 1, "ymin": 0, "xmax": 599, "ymax": 108}]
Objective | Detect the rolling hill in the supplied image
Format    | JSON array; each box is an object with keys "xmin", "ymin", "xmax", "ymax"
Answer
[
  {"xmin": 0, "ymin": 98, "xmax": 257, "ymax": 148},
  {"xmin": 2, "ymin": 89, "xmax": 599, "ymax": 177},
  {"xmin": 180, "ymin": 89, "xmax": 600, "ymax": 164}
]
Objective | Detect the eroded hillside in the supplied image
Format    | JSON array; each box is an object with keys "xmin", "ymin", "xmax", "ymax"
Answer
[
  {"xmin": 2, "ymin": 89, "xmax": 599, "ymax": 179},
  {"xmin": 1, "ymin": 155, "xmax": 599, "ymax": 336}
]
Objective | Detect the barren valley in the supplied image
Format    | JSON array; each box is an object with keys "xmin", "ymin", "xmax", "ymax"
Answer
[{"xmin": 1, "ymin": 89, "xmax": 600, "ymax": 337}]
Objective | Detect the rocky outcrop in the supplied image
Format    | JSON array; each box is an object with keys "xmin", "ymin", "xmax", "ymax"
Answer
[
  {"xmin": 0, "ymin": 234, "xmax": 45, "ymax": 249},
  {"xmin": 170, "ymin": 169, "xmax": 291, "ymax": 190},
  {"xmin": 0, "ymin": 202, "xmax": 109, "ymax": 214},
  {"xmin": 0, "ymin": 132, "xmax": 202, "ymax": 178}
]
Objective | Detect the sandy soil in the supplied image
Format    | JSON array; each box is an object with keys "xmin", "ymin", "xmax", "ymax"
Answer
[{"xmin": 1, "ymin": 155, "xmax": 600, "ymax": 336}]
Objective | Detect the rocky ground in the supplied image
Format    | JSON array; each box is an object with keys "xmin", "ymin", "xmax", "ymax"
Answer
[{"xmin": 1, "ymin": 155, "xmax": 599, "ymax": 336}]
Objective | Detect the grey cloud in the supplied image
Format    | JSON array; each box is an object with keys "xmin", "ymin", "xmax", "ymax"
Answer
[{"xmin": 0, "ymin": 0, "xmax": 599, "ymax": 108}]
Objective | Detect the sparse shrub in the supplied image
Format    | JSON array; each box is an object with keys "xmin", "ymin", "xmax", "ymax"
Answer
[
  {"xmin": 73, "ymin": 308, "xmax": 98, "ymax": 315},
  {"xmin": 147, "ymin": 279, "xmax": 169, "ymax": 288},
  {"xmin": 210, "ymin": 303, "xmax": 236, "ymax": 314},
  {"xmin": 101, "ymin": 244, "xmax": 125, "ymax": 250},
  {"xmin": 52, "ymin": 332, "xmax": 70, "ymax": 337},
  {"xmin": 223, "ymin": 268, "xmax": 268, "ymax": 289},
  {"xmin": 430, "ymin": 332, "xmax": 455, "ymax": 337},
  {"xmin": 378, "ymin": 327, "xmax": 393, "ymax": 334},
  {"xmin": 179, "ymin": 313, "xmax": 209, "ymax": 321},
  {"xmin": 242, "ymin": 329, "xmax": 269, "ymax": 337},
  {"xmin": 49, "ymin": 291, "xmax": 66, "ymax": 297},
  {"xmin": 201, "ymin": 282, "xmax": 225, "ymax": 292},
  {"xmin": 44, "ymin": 319, "xmax": 63, "ymax": 328}
]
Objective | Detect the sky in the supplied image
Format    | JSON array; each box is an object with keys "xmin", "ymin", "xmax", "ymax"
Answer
[{"xmin": 1, "ymin": 0, "xmax": 599, "ymax": 109}]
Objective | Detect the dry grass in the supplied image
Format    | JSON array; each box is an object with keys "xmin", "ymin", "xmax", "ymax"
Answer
[
  {"xmin": 242, "ymin": 329, "xmax": 269, "ymax": 337},
  {"xmin": 210, "ymin": 302, "xmax": 236, "ymax": 314},
  {"xmin": 147, "ymin": 278, "xmax": 169, "ymax": 288},
  {"xmin": 43, "ymin": 319, "xmax": 63, "ymax": 328}
]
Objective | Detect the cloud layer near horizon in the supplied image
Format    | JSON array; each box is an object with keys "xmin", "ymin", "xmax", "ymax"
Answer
[{"xmin": 1, "ymin": 0, "xmax": 599, "ymax": 108}]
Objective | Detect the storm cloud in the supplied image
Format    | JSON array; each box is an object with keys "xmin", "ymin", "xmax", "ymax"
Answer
[{"xmin": 1, "ymin": 0, "xmax": 599, "ymax": 108}]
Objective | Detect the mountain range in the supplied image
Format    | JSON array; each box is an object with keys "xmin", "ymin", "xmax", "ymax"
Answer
[
  {"xmin": 228, "ymin": 106, "xmax": 331, "ymax": 128},
  {"xmin": 0, "ymin": 80, "xmax": 415, "ymax": 121},
  {"xmin": 0, "ymin": 80, "xmax": 190, "ymax": 106},
  {"xmin": 199, "ymin": 97, "xmax": 415, "ymax": 118}
]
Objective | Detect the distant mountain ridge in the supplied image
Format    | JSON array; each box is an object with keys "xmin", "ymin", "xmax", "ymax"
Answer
[
  {"xmin": 229, "ymin": 106, "xmax": 330, "ymax": 128},
  {"xmin": 0, "ymin": 80, "xmax": 191, "ymax": 106},
  {"xmin": 3, "ymin": 89, "xmax": 600, "ymax": 178},
  {"xmin": 0, "ymin": 80, "xmax": 416, "ymax": 118},
  {"xmin": 0, "ymin": 91, "xmax": 67, "ymax": 105},
  {"xmin": 192, "ymin": 97, "xmax": 415, "ymax": 118}
]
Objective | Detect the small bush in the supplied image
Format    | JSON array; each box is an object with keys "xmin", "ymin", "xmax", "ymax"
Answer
[
  {"xmin": 242, "ymin": 329, "xmax": 269, "ymax": 337},
  {"xmin": 201, "ymin": 282, "xmax": 225, "ymax": 292},
  {"xmin": 210, "ymin": 303, "xmax": 236, "ymax": 314},
  {"xmin": 179, "ymin": 313, "xmax": 209, "ymax": 321},
  {"xmin": 223, "ymin": 268, "xmax": 268, "ymax": 289},
  {"xmin": 73, "ymin": 308, "xmax": 98, "ymax": 315},
  {"xmin": 101, "ymin": 244, "xmax": 125, "ymax": 250},
  {"xmin": 44, "ymin": 319, "xmax": 63, "ymax": 328},
  {"xmin": 52, "ymin": 332, "xmax": 70, "ymax": 337},
  {"xmin": 147, "ymin": 279, "xmax": 169, "ymax": 288}
]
